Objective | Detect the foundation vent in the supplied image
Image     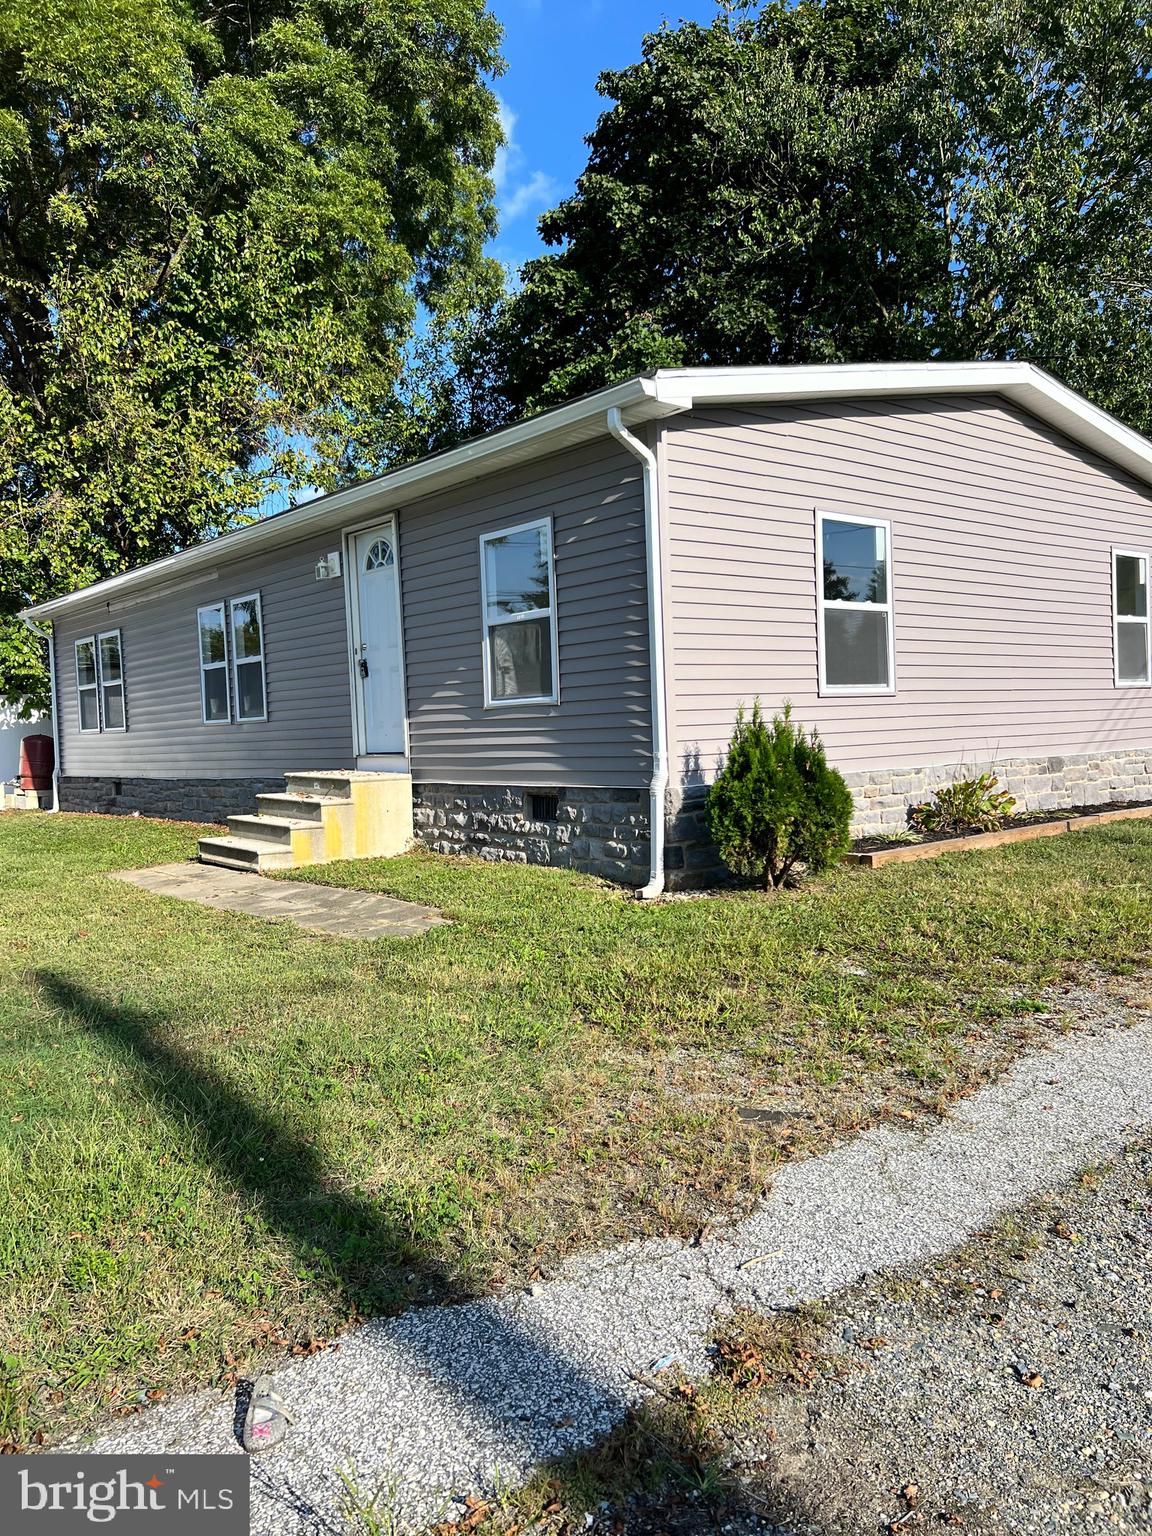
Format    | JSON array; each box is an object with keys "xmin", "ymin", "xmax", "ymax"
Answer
[{"xmin": 526, "ymin": 790, "xmax": 560, "ymax": 823}]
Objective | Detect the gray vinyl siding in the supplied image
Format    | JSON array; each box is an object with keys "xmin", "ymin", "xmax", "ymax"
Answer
[
  {"xmin": 53, "ymin": 437, "xmax": 651, "ymax": 789},
  {"xmin": 398, "ymin": 437, "xmax": 651, "ymax": 788},
  {"xmin": 54, "ymin": 532, "xmax": 354, "ymax": 779},
  {"xmin": 661, "ymin": 394, "xmax": 1152, "ymax": 782}
]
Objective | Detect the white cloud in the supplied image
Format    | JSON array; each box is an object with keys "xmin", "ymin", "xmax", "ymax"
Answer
[
  {"xmin": 502, "ymin": 169, "xmax": 560, "ymax": 223},
  {"xmin": 492, "ymin": 94, "xmax": 559, "ymax": 227},
  {"xmin": 493, "ymin": 96, "xmax": 519, "ymax": 192}
]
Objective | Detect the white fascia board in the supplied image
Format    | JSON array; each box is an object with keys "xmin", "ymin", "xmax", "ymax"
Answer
[
  {"xmin": 658, "ymin": 360, "xmax": 1028, "ymax": 402},
  {"xmin": 25, "ymin": 360, "xmax": 1152, "ymax": 624},
  {"xmin": 22, "ymin": 374, "xmax": 683, "ymax": 623},
  {"xmin": 659, "ymin": 361, "xmax": 1152, "ymax": 490}
]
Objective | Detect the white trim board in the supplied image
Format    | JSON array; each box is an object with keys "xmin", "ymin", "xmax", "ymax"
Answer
[{"xmin": 24, "ymin": 362, "xmax": 1152, "ymax": 624}]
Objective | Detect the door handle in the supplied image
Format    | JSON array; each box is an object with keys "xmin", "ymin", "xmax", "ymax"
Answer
[{"xmin": 358, "ymin": 657, "xmax": 369, "ymax": 679}]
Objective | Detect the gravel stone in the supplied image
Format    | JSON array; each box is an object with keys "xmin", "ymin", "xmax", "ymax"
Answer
[{"xmin": 746, "ymin": 1139, "xmax": 1152, "ymax": 1534}]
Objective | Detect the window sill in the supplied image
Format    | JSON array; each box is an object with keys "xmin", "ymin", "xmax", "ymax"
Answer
[{"xmin": 817, "ymin": 685, "xmax": 897, "ymax": 697}]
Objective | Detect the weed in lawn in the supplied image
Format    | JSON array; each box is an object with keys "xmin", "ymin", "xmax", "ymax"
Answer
[
  {"xmin": 339, "ymin": 1465, "xmax": 407, "ymax": 1536},
  {"xmin": 711, "ymin": 1305, "xmax": 833, "ymax": 1394}
]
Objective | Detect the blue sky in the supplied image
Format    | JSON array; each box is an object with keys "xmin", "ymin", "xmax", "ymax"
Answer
[{"xmin": 487, "ymin": 0, "xmax": 720, "ymax": 275}]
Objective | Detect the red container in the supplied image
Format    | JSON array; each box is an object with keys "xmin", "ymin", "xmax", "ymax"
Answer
[{"xmin": 18, "ymin": 734, "xmax": 54, "ymax": 791}]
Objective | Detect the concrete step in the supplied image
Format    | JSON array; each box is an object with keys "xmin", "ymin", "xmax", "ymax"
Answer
[
  {"xmin": 256, "ymin": 792, "xmax": 346, "ymax": 823},
  {"xmin": 227, "ymin": 813, "xmax": 313, "ymax": 848},
  {"xmin": 283, "ymin": 770, "xmax": 371, "ymax": 799},
  {"xmin": 197, "ymin": 835, "xmax": 296, "ymax": 873},
  {"xmin": 201, "ymin": 769, "xmax": 414, "ymax": 872}
]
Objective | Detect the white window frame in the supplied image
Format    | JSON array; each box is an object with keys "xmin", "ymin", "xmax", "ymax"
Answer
[
  {"xmin": 197, "ymin": 602, "xmax": 231, "ymax": 725},
  {"xmin": 228, "ymin": 592, "xmax": 268, "ymax": 723},
  {"xmin": 97, "ymin": 628, "xmax": 126, "ymax": 733},
  {"xmin": 1112, "ymin": 548, "xmax": 1152, "ymax": 689},
  {"xmin": 816, "ymin": 510, "xmax": 896, "ymax": 696},
  {"xmin": 75, "ymin": 636, "xmax": 100, "ymax": 732},
  {"xmin": 479, "ymin": 517, "xmax": 560, "ymax": 708}
]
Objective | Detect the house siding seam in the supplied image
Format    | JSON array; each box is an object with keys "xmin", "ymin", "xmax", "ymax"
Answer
[{"xmin": 662, "ymin": 394, "xmax": 1152, "ymax": 786}]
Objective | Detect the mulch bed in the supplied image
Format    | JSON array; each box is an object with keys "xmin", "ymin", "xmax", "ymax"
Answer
[{"xmin": 853, "ymin": 799, "xmax": 1152, "ymax": 855}]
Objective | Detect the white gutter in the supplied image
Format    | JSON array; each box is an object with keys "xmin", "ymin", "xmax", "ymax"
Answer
[
  {"xmin": 20, "ymin": 616, "xmax": 59, "ymax": 812},
  {"xmin": 22, "ymin": 374, "xmax": 681, "ymax": 624},
  {"xmin": 606, "ymin": 408, "xmax": 669, "ymax": 900}
]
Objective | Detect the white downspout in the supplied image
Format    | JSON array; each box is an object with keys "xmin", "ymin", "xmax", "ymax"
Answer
[
  {"xmin": 607, "ymin": 408, "xmax": 668, "ymax": 899},
  {"xmin": 21, "ymin": 615, "xmax": 60, "ymax": 812}
]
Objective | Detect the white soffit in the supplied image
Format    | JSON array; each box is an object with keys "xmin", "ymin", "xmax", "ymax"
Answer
[
  {"xmin": 659, "ymin": 361, "xmax": 1152, "ymax": 487},
  {"xmin": 23, "ymin": 360, "xmax": 1152, "ymax": 622}
]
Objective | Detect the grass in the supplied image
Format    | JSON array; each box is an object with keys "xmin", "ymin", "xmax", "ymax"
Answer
[{"xmin": 4, "ymin": 811, "xmax": 1152, "ymax": 1447}]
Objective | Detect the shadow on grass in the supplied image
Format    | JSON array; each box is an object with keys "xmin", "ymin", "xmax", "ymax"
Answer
[{"xmin": 37, "ymin": 971, "xmax": 800, "ymax": 1532}]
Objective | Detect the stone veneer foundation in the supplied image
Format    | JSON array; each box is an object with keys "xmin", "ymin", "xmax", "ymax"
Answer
[
  {"xmin": 665, "ymin": 747, "xmax": 1152, "ymax": 886},
  {"xmin": 58, "ymin": 775, "xmax": 283, "ymax": 824},
  {"xmin": 411, "ymin": 783, "xmax": 651, "ymax": 886},
  {"xmin": 58, "ymin": 747, "xmax": 1152, "ymax": 888},
  {"xmin": 845, "ymin": 749, "xmax": 1152, "ymax": 838}
]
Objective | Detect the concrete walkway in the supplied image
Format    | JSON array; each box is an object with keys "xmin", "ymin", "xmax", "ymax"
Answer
[
  {"xmin": 73, "ymin": 993, "xmax": 1152, "ymax": 1534},
  {"xmin": 111, "ymin": 862, "xmax": 443, "ymax": 940}
]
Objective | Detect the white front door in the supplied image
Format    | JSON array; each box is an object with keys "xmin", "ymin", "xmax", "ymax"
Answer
[{"xmin": 351, "ymin": 524, "xmax": 404, "ymax": 755}]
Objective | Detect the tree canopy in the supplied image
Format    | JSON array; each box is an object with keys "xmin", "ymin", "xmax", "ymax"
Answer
[
  {"xmin": 0, "ymin": 0, "xmax": 503, "ymax": 711},
  {"xmin": 481, "ymin": 0, "xmax": 1152, "ymax": 433}
]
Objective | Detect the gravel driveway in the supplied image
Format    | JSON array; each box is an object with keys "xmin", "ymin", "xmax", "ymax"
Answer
[{"xmin": 706, "ymin": 1138, "xmax": 1152, "ymax": 1536}]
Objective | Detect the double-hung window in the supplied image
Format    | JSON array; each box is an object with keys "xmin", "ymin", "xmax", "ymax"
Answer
[
  {"xmin": 75, "ymin": 638, "xmax": 100, "ymax": 732},
  {"xmin": 1113, "ymin": 550, "xmax": 1150, "ymax": 686},
  {"xmin": 75, "ymin": 630, "xmax": 125, "ymax": 732},
  {"xmin": 198, "ymin": 603, "xmax": 231, "ymax": 723},
  {"xmin": 229, "ymin": 594, "xmax": 267, "ymax": 721},
  {"xmin": 198, "ymin": 595, "xmax": 266, "ymax": 723},
  {"xmin": 98, "ymin": 631, "xmax": 125, "ymax": 730},
  {"xmin": 479, "ymin": 519, "xmax": 558, "ymax": 706},
  {"xmin": 818, "ymin": 513, "xmax": 895, "ymax": 693}
]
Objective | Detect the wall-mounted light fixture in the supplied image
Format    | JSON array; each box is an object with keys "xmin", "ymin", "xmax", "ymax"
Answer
[{"xmin": 314, "ymin": 551, "xmax": 342, "ymax": 581}]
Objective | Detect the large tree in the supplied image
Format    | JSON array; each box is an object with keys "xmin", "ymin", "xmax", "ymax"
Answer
[
  {"xmin": 482, "ymin": 0, "xmax": 1152, "ymax": 434},
  {"xmin": 0, "ymin": 0, "xmax": 503, "ymax": 711}
]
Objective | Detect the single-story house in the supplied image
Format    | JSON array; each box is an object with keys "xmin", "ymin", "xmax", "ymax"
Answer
[{"xmin": 21, "ymin": 361, "xmax": 1152, "ymax": 891}]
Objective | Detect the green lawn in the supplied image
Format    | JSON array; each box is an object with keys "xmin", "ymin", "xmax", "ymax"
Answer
[{"xmin": 3, "ymin": 810, "xmax": 1152, "ymax": 1446}]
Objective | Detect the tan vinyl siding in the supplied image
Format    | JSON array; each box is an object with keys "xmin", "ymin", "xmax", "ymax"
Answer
[
  {"xmin": 54, "ymin": 532, "xmax": 354, "ymax": 778},
  {"xmin": 398, "ymin": 438, "xmax": 651, "ymax": 787},
  {"xmin": 662, "ymin": 395, "xmax": 1152, "ymax": 780}
]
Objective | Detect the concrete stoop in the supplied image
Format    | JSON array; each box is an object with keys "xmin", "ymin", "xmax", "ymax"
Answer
[{"xmin": 197, "ymin": 770, "xmax": 412, "ymax": 873}]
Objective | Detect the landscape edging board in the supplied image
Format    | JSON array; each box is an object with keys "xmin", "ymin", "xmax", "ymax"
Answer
[{"xmin": 844, "ymin": 805, "xmax": 1152, "ymax": 868}]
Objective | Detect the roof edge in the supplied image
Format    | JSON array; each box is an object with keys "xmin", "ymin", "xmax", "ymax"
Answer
[
  {"xmin": 23, "ymin": 372, "xmax": 684, "ymax": 622},
  {"xmin": 653, "ymin": 360, "xmax": 1152, "ymax": 486},
  {"xmin": 23, "ymin": 361, "xmax": 1152, "ymax": 623}
]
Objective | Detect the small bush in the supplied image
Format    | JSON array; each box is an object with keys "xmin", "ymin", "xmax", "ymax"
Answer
[
  {"xmin": 706, "ymin": 701, "xmax": 853, "ymax": 890},
  {"xmin": 908, "ymin": 773, "xmax": 1016, "ymax": 835}
]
